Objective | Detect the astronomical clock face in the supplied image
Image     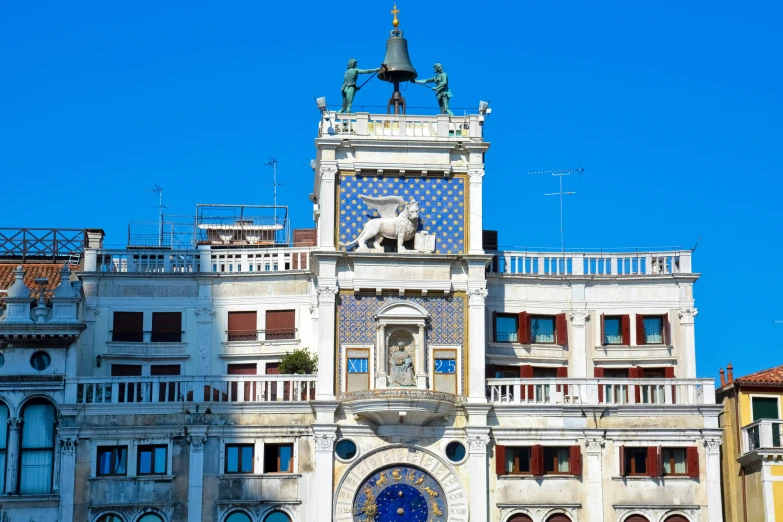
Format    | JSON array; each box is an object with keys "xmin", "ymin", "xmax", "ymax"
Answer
[{"xmin": 353, "ymin": 466, "xmax": 448, "ymax": 522}]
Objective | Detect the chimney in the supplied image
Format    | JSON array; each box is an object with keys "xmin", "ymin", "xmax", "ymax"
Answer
[
  {"xmin": 719, "ymin": 368, "xmax": 726, "ymax": 387},
  {"xmin": 85, "ymin": 229, "xmax": 105, "ymax": 249},
  {"xmin": 727, "ymin": 363, "xmax": 734, "ymax": 384}
]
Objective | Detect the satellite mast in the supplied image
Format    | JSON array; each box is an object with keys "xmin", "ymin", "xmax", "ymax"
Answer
[
  {"xmin": 146, "ymin": 184, "xmax": 165, "ymax": 247},
  {"xmin": 527, "ymin": 166, "xmax": 585, "ymax": 260}
]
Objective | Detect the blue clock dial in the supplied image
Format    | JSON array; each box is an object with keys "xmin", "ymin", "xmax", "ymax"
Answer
[{"xmin": 353, "ymin": 466, "xmax": 447, "ymax": 522}]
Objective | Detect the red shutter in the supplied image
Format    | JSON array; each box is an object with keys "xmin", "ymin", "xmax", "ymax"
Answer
[
  {"xmin": 594, "ymin": 367, "xmax": 605, "ymax": 403},
  {"xmin": 570, "ymin": 445, "xmax": 582, "ymax": 475},
  {"xmin": 531, "ymin": 445, "xmax": 544, "ymax": 476},
  {"xmin": 636, "ymin": 314, "xmax": 646, "ymax": 345},
  {"xmin": 619, "ymin": 446, "xmax": 626, "ymax": 477},
  {"xmin": 664, "ymin": 366, "xmax": 676, "ymax": 403},
  {"xmin": 686, "ymin": 446, "xmax": 700, "ymax": 478},
  {"xmin": 518, "ymin": 312, "xmax": 530, "ymax": 344},
  {"xmin": 621, "ymin": 314, "xmax": 631, "ymax": 346},
  {"xmin": 228, "ymin": 311, "xmax": 257, "ymax": 341},
  {"xmin": 600, "ymin": 314, "xmax": 605, "ymax": 345},
  {"xmin": 647, "ymin": 446, "xmax": 659, "ymax": 477},
  {"xmin": 266, "ymin": 310, "xmax": 295, "ymax": 340},
  {"xmin": 663, "ymin": 313, "xmax": 670, "ymax": 345},
  {"xmin": 557, "ymin": 366, "xmax": 568, "ymax": 395},
  {"xmin": 151, "ymin": 312, "xmax": 182, "ymax": 342},
  {"xmin": 495, "ymin": 445, "xmax": 506, "ymax": 475},
  {"xmin": 519, "ymin": 364, "xmax": 533, "ymax": 400},
  {"xmin": 555, "ymin": 313, "xmax": 567, "ymax": 345}
]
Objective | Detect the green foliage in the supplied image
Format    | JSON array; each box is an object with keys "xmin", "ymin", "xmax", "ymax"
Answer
[{"xmin": 279, "ymin": 347, "xmax": 318, "ymax": 375}]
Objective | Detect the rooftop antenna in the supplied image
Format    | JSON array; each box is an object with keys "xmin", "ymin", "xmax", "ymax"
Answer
[
  {"xmin": 145, "ymin": 184, "xmax": 168, "ymax": 247},
  {"xmin": 264, "ymin": 158, "xmax": 284, "ymax": 241},
  {"xmin": 527, "ymin": 165, "xmax": 585, "ymax": 261}
]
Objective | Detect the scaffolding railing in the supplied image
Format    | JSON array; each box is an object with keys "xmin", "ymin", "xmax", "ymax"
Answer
[{"xmin": 0, "ymin": 228, "xmax": 86, "ymax": 261}]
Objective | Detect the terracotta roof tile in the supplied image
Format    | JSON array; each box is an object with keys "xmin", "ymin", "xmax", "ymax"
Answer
[
  {"xmin": 0, "ymin": 264, "xmax": 68, "ymax": 301},
  {"xmin": 734, "ymin": 364, "xmax": 783, "ymax": 385}
]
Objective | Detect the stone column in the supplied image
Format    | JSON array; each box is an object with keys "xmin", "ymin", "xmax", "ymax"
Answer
[
  {"xmin": 468, "ymin": 169, "xmax": 485, "ymax": 254},
  {"xmin": 312, "ymin": 427, "xmax": 337, "ymax": 522},
  {"xmin": 5, "ymin": 418, "xmax": 21, "ymax": 494},
  {"xmin": 585, "ymin": 438, "xmax": 605, "ymax": 522},
  {"xmin": 316, "ymin": 286, "xmax": 338, "ymax": 400},
  {"xmin": 195, "ymin": 307, "xmax": 215, "ymax": 375},
  {"xmin": 58, "ymin": 438, "xmax": 78, "ymax": 522},
  {"xmin": 376, "ymin": 323, "xmax": 387, "ymax": 389},
  {"xmin": 679, "ymin": 308, "xmax": 698, "ymax": 378},
  {"xmin": 467, "ymin": 288, "xmax": 488, "ymax": 401},
  {"xmin": 187, "ymin": 432, "xmax": 207, "ymax": 522},
  {"xmin": 416, "ymin": 323, "xmax": 427, "ymax": 388},
  {"xmin": 466, "ymin": 431, "xmax": 490, "ymax": 522},
  {"xmin": 569, "ymin": 311, "xmax": 590, "ymax": 378},
  {"xmin": 318, "ymin": 165, "xmax": 338, "ymax": 251},
  {"xmin": 704, "ymin": 438, "xmax": 724, "ymax": 522}
]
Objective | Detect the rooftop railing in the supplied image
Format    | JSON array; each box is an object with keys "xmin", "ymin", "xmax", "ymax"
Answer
[
  {"xmin": 486, "ymin": 378, "xmax": 714, "ymax": 406},
  {"xmin": 319, "ymin": 112, "xmax": 483, "ymax": 140},
  {"xmin": 0, "ymin": 228, "xmax": 87, "ymax": 261},
  {"xmin": 488, "ymin": 250, "xmax": 692, "ymax": 276},
  {"xmin": 742, "ymin": 419, "xmax": 783, "ymax": 453}
]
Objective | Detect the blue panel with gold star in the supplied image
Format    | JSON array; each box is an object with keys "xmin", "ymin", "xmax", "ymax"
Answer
[
  {"xmin": 338, "ymin": 174, "xmax": 466, "ymax": 255},
  {"xmin": 353, "ymin": 466, "xmax": 448, "ymax": 522}
]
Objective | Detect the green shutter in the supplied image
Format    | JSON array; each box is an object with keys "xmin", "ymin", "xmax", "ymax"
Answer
[{"xmin": 752, "ymin": 397, "xmax": 780, "ymax": 421}]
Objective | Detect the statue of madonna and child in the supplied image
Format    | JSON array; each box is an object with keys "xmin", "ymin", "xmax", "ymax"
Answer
[{"xmin": 389, "ymin": 341, "xmax": 415, "ymax": 387}]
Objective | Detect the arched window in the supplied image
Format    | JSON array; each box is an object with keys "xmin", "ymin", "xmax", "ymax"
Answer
[
  {"xmin": 264, "ymin": 511, "xmax": 292, "ymax": 522},
  {"xmin": 97, "ymin": 515, "xmax": 123, "ymax": 522},
  {"xmin": 19, "ymin": 399, "xmax": 55, "ymax": 494},
  {"xmin": 664, "ymin": 516, "xmax": 690, "ymax": 522},
  {"xmin": 508, "ymin": 516, "xmax": 533, "ymax": 522},
  {"xmin": 137, "ymin": 515, "xmax": 163, "ymax": 522},
  {"xmin": 546, "ymin": 515, "xmax": 572, "ymax": 522},
  {"xmin": 625, "ymin": 516, "xmax": 651, "ymax": 522},
  {"xmin": 0, "ymin": 402, "xmax": 7, "ymax": 492},
  {"xmin": 226, "ymin": 512, "xmax": 252, "ymax": 522}
]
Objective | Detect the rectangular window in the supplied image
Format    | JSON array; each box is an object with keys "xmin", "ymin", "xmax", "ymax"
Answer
[
  {"xmin": 644, "ymin": 316, "xmax": 664, "ymax": 344},
  {"xmin": 138, "ymin": 445, "xmax": 167, "ymax": 475},
  {"xmin": 151, "ymin": 312, "xmax": 182, "ymax": 342},
  {"xmin": 530, "ymin": 316, "xmax": 555, "ymax": 344},
  {"xmin": 662, "ymin": 448, "xmax": 686, "ymax": 476},
  {"xmin": 505, "ymin": 447, "xmax": 531, "ymax": 474},
  {"xmin": 494, "ymin": 314, "xmax": 518, "ymax": 342},
  {"xmin": 264, "ymin": 443, "xmax": 293, "ymax": 473},
  {"xmin": 435, "ymin": 359, "xmax": 456, "ymax": 374},
  {"xmin": 0, "ymin": 405, "xmax": 6, "ymax": 492},
  {"xmin": 624, "ymin": 447, "xmax": 648, "ymax": 476},
  {"xmin": 347, "ymin": 358, "xmax": 368, "ymax": 373},
  {"xmin": 227, "ymin": 311, "xmax": 257, "ymax": 342},
  {"xmin": 97, "ymin": 446, "xmax": 128, "ymax": 476},
  {"xmin": 225, "ymin": 444, "xmax": 254, "ymax": 474},
  {"xmin": 265, "ymin": 310, "xmax": 296, "ymax": 340},
  {"xmin": 752, "ymin": 397, "xmax": 780, "ymax": 421},
  {"xmin": 112, "ymin": 312, "xmax": 143, "ymax": 342},
  {"xmin": 543, "ymin": 447, "xmax": 571, "ymax": 474},
  {"xmin": 603, "ymin": 316, "xmax": 623, "ymax": 345}
]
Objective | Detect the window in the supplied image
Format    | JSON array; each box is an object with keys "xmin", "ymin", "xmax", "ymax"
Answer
[
  {"xmin": 0, "ymin": 403, "xmax": 7, "ymax": 492},
  {"xmin": 227, "ymin": 311, "xmax": 257, "ymax": 341},
  {"xmin": 225, "ymin": 444, "xmax": 254, "ymax": 474},
  {"xmin": 752, "ymin": 397, "xmax": 780, "ymax": 421},
  {"xmin": 435, "ymin": 359, "xmax": 456, "ymax": 374},
  {"xmin": 226, "ymin": 513, "xmax": 253, "ymax": 522},
  {"xmin": 112, "ymin": 311, "xmax": 144, "ymax": 342},
  {"xmin": 494, "ymin": 314, "xmax": 518, "ymax": 342},
  {"xmin": 503, "ymin": 446, "xmax": 531, "ymax": 474},
  {"xmin": 345, "ymin": 348, "xmax": 370, "ymax": 393},
  {"xmin": 264, "ymin": 512, "xmax": 292, "ymax": 522},
  {"xmin": 543, "ymin": 447, "xmax": 571, "ymax": 474},
  {"xmin": 662, "ymin": 448, "xmax": 686, "ymax": 475},
  {"xmin": 20, "ymin": 400, "xmax": 55, "ymax": 494},
  {"xmin": 151, "ymin": 312, "xmax": 182, "ymax": 342},
  {"xmin": 228, "ymin": 363, "xmax": 257, "ymax": 402},
  {"xmin": 30, "ymin": 351, "xmax": 51, "ymax": 371},
  {"xmin": 264, "ymin": 443, "xmax": 293, "ymax": 473},
  {"xmin": 603, "ymin": 316, "xmax": 623, "ymax": 345},
  {"xmin": 624, "ymin": 447, "xmax": 647, "ymax": 475},
  {"xmin": 97, "ymin": 446, "xmax": 128, "ymax": 476},
  {"xmin": 335, "ymin": 439, "xmax": 357, "ymax": 460},
  {"xmin": 445, "ymin": 441, "xmax": 466, "ymax": 462},
  {"xmin": 530, "ymin": 316, "xmax": 555, "ymax": 343},
  {"xmin": 138, "ymin": 445, "xmax": 167, "ymax": 475},
  {"xmin": 347, "ymin": 358, "xmax": 368, "ymax": 373},
  {"xmin": 636, "ymin": 314, "xmax": 668, "ymax": 345},
  {"xmin": 265, "ymin": 310, "xmax": 295, "ymax": 340}
]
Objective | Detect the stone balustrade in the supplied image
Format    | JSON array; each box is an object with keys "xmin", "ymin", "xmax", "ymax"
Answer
[
  {"xmin": 320, "ymin": 112, "xmax": 482, "ymax": 140},
  {"xmin": 486, "ymin": 377, "xmax": 715, "ymax": 406},
  {"xmin": 67, "ymin": 375, "xmax": 317, "ymax": 404},
  {"xmin": 742, "ymin": 419, "xmax": 783, "ymax": 453},
  {"xmin": 488, "ymin": 250, "xmax": 692, "ymax": 276}
]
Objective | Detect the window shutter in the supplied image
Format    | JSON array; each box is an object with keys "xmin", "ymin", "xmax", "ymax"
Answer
[
  {"xmin": 492, "ymin": 311, "xmax": 497, "ymax": 342},
  {"xmin": 113, "ymin": 312, "xmax": 144, "ymax": 342},
  {"xmin": 266, "ymin": 310, "xmax": 295, "ymax": 340},
  {"xmin": 151, "ymin": 312, "xmax": 182, "ymax": 342},
  {"xmin": 555, "ymin": 313, "xmax": 567, "ymax": 345},
  {"xmin": 600, "ymin": 314, "xmax": 605, "ymax": 346},
  {"xmin": 663, "ymin": 313, "xmax": 670, "ymax": 345},
  {"xmin": 531, "ymin": 445, "xmax": 544, "ymax": 476},
  {"xmin": 594, "ymin": 367, "xmax": 605, "ymax": 403},
  {"xmin": 495, "ymin": 445, "xmax": 506, "ymax": 475},
  {"xmin": 619, "ymin": 446, "xmax": 626, "ymax": 477},
  {"xmin": 518, "ymin": 312, "xmax": 530, "ymax": 344},
  {"xmin": 485, "ymin": 364, "xmax": 496, "ymax": 379},
  {"xmin": 556, "ymin": 366, "xmax": 568, "ymax": 395},
  {"xmin": 636, "ymin": 314, "xmax": 646, "ymax": 345},
  {"xmin": 686, "ymin": 446, "xmax": 699, "ymax": 478},
  {"xmin": 228, "ymin": 311, "xmax": 257, "ymax": 341},
  {"xmin": 519, "ymin": 365, "xmax": 533, "ymax": 400},
  {"xmin": 621, "ymin": 314, "xmax": 631, "ymax": 345},
  {"xmin": 570, "ymin": 445, "xmax": 582, "ymax": 475},
  {"xmin": 647, "ymin": 446, "xmax": 659, "ymax": 477}
]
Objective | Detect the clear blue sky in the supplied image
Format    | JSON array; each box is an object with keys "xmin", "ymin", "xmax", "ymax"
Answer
[{"xmin": 2, "ymin": 1, "xmax": 781, "ymax": 378}]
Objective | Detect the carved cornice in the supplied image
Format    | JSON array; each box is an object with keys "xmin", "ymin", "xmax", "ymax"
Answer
[
  {"xmin": 585, "ymin": 438, "xmax": 605, "ymax": 454},
  {"xmin": 467, "ymin": 288, "xmax": 488, "ymax": 306},
  {"xmin": 187, "ymin": 435, "xmax": 207, "ymax": 452},
  {"xmin": 679, "ymin": 308, "xmax": 698, "ymax": 324},
  {"xmin": 313, "ymin": 433, "xmax": 337, "ymax": 451},
  {"xmin": 467, "ymin": 435, "xmax": 490, "ymax": 453},
  {"xmin": 317, "ymin": 286, "xmax": 339, "ymax": 303},
  {"xmin": 569, "ymin": 310, "xmax": 590, "ymax": 326},
  {"xmin": 320, "ymin": 165, "xmax": 338, "ymax": 181},
  {"xmin": 59, "ymin": 437, "xmax": 78, "ymax": 453}
]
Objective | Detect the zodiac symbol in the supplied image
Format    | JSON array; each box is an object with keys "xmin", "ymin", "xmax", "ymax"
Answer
[
  {"xmin": 407, "ymin": 469, "xmax": 417, "ymax": 482},
  {"xmin": 414, "ymin": 476, "xmax": 424, "ymax": 485},
  {"xmin": 422, "ymin": 486, "xmax": 439, "ymax": 498},
  {"xmin": 392, "ymin": 469, "xmax": 403, "ymax": 480},
  {"xmin": 431, "ymin": 500, "xmax": 443, "ymax": 517},
  {"xmin": 375, "ymin": 472, "xmax": 388, "ymax": 488}
]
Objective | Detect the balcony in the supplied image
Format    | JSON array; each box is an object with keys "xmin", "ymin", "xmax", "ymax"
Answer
[
  {"xmin": 66, "ymin": 375, "xmax": 316, "ymax": 405},
  {"xmin": 217, "ymin": 474, "xmax": 299, "ymax": 502},
  {"xmin": 320, "ymin": 112, "xmax": 482, "ymax": 141},
  {"xmin": 486, "ymin": 378, "xmax": 715, "ymax": 406},
  {"xmin": 488, "ymin": 249, "xmax": 693, "ymax": 276},
  {"xmin": 742, "ymin": 419, "xmax": 783, "ymax": 454},
  {"xmin": 226, "ymin": 329, "xmax": 298, "ymax": 343}
]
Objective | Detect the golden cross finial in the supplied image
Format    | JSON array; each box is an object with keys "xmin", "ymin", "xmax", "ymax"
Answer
[{"xmin": 391, "ymin": 2, "xmax": 400, "ymax": 28}]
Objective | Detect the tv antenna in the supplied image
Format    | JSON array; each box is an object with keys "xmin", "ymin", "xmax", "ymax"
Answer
[
  {"xmin": 145, "ymin": 184, "xmax": 170, "ymax": 247},
  {"xmin": 264, "ymin": 158, "xmax": 285, "ymax": 211},
  {"xmin": 527, "ymin": 165, "xmax": 585, "ymax": 259}
]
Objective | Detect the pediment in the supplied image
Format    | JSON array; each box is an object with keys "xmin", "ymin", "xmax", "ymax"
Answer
[{"xmin": 374, "ymin": 301, "xmax": 429, "ymax": 321}]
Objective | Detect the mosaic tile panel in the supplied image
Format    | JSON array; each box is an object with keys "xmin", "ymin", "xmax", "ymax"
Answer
[{"xmin": 338, "ymin": 175, "xmax": 466, "ymax": 255}]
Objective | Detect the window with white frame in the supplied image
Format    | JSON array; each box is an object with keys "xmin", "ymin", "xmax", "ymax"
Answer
[{"xmin": 19, "ymin": 400, "xmax": 55, "ymax": 494}]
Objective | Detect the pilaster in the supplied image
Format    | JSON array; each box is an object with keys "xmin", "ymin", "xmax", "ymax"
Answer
[
  {"xmin": 58, "ymin": 436, "xmax": 78, "ymax": 522},
  {"xmin": 704, "ymin": 438, "xmax": 724, "ymax": 522},
  {"xmin": 312, "ymin": 426, "xmax": 338, "ymax": 522},
  {"xmin": 318, "ymin": 165, "xmax": 338, "ymax": 251},
  {"xmin": 187, "ymin": 431, "xmax": 208, "ymax": 522},
  {"xmin": 679, "ymin": 308, "xmax": 698, "ymax": 378},
  {"xmin": 569, "ymin": 311, "xmax": 590, "ymax": 378},
  {"xmin": 468, "ymin": 169, "xmax": 485, "ymax": 254},
  {"xmin": 467, "ymin": 287, "xmax": 488, "ymax": 401},
  {"xmin": 195, "ymin": 306, "xmax": 215, "ymax": 375},
  {"xmin": 5, "ymin": 418, "xmax": 21, "ymax": 494},
  {"xmin": 465, "ymin": 429, "xmax": 490, "ymax": 522},
  {"xmin": 585, "ymin": 437, "xmax": 605, "ymax": 522},
  {"xmin": 316, "ymin": 285, "xmax": 338, "ymax": 399}
]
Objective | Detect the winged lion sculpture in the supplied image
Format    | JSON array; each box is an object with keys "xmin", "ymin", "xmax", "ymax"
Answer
[{"xmin": 339, "ymin": 195, "xmax": 420, "ymax": 252}]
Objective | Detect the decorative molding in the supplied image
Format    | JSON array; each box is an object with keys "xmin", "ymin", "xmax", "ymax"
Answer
[
  {"xmin": 195, "ymin": 306, "xmax": 215, "ymax": 318},
  {"xmin": 569, "ymin": 310, "xmax": 590, "ymax": 326},
  {"xmin": 585, "ymin": 438, "xmax": 605, "ymax": 454},
  {"xmin": 59, "ymin": 437, "xmax": 78, "ymax": 453},
  {"xmin": 82, "ymin": 305, "xmax": 100, "ymax": 317},
  {"xmin": 678, "ymin": 308, "xmax": 698, "ymax": 324},
  {"xmin": 317, "ymin": 286, "xmax": 339, "ymax": 303},
  {"xmin": 703, "ymin": 438, "xmax": 721, "ymax": 454},
  {"xmin": 313, "ymin": 433, "xmax": 337, "ymax": 451},
  {"xmin": 320, "ymin": 165, "xmax": 338, "ymax": 181},
  {"xmin": 467, "ymin": 288, "xmax": 488, "ymax": 306},
  {"xmin": 467, "ymin": 435, "xmax": 490, "ymax": 453},
  {"xmin": 187, "ymin": 435, "xmax": 207, "ymax": 452},
  {"xmin": 7, "ymin": 418, "xmax": 22, "ymax": 429},
  {"xmin": 468, "ymin": 169, "xmax": 485, "ymax": 182}
]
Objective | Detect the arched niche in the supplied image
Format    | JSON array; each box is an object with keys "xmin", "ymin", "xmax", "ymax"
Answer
[{"xmin": 374, "ymin": 301, "xmax": 429, "ymax": 389}]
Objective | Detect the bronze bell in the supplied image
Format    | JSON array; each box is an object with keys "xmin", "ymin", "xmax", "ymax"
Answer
[{"xmin": 378, "ymin": 31, "xmax": 417, "ymax": 84}]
